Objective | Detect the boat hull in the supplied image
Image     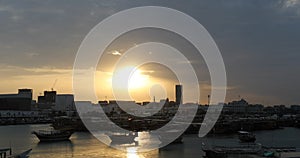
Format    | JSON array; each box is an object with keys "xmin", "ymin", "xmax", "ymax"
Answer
[{"xmin": 32, "ymin": 131, "xmax": 73, "ymax": 142}]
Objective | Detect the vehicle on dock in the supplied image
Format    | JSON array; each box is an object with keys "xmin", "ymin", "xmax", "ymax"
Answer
[{"xmin": 32, "ymin": 130, "xmax": 74, "ymax": 142}]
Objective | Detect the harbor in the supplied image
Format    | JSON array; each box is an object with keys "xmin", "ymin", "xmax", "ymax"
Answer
[
  {"xmin": 0, "ymin": 88, "xmax": 300, "ymax": 157},
  {"xmin": 0, "ymin": 124, "xmax": 299, "ymax": 158}
]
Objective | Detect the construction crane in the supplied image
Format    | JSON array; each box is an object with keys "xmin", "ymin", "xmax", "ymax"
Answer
[{"xmin": 51, "ymin": 79, "xmax": 58, "ymax": 91}]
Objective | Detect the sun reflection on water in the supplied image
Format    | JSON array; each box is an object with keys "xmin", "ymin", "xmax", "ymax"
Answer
[
  {"xmin": 127, "ymin": 152, "xmax": 140, "ymax": 158},
  {"xmin": 126, "ymin": 147, "xmax": 140, "ymax": 158}
]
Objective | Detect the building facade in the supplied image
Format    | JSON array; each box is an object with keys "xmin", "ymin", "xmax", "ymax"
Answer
[
  {"xmin": 54, "ymin": 94, "xmax": 75, "ymax": 112},
  {"xmin": 0, "ymin": 89, "xmax": 33, "ymax": 111}
]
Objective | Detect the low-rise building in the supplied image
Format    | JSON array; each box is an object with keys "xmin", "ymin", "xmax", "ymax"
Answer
[
  {"xmin": 0, "ymin": 89, "xmax": 33, "ymax": 111},
  {"xmin": 54, "ymin": 94, "xmax": 75, "ymax": 112}
]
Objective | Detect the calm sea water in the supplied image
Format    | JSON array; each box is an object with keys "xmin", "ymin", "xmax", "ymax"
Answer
[{"xmin": 0, "ymin": 124, "xmax": 299, "ymax": 158}]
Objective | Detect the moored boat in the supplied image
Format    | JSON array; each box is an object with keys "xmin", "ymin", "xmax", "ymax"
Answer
[
  {"xmin": 238, "ymin": 131, "xmax": 256, "ymax": 142},
  {"xmin": 202, "ymin": 143, "xmax": 298, "ymax": 158},
  {"xmin": 32, "ymin": 130, "xmax": 74, "ymax": 142},
  {"xmin": 202, "ymin": 143, "xmax": 262, "ymax": 158}
]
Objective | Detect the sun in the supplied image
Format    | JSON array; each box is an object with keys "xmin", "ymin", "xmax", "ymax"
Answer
[
  {"xmin": 128, "ymin": 68, "xmax": 149, "ymax": 89},
  {"xmin": 112, "ymin": 66, "xmax": 149, "ymax": 90}
]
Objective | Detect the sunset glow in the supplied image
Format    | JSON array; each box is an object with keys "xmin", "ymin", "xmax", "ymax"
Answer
[
  {"xmin": 128, "ymin": 69, "xmax": 149, "ymax": 90},
  {"xmin": 111, "ymin": 66, "xmax": 150, "ymax": 90}
]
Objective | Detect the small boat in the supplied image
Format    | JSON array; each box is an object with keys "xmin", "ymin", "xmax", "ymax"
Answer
[
  {"xmin": 0, "ymin": 148, "xmax": 31, "ymax": 158},
  {"xmin": 238, "ymin": 131, "xmax": 256, "ymax": 142},
  {"xmin": 202, "ymin": 142, "xmax": 298, "ymax": 158},
  {"xmin": 202, "ymin": 143, "xmax": 262, "ymax": 158},
  {"xmin": 109, "ymin": 132, "xmax": 138, "ymax": 145},
  {"xmin": 32, "ymin": 130, "xmax": 73, "ymax": 142}
]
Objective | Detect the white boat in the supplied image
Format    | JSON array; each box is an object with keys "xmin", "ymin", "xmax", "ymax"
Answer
[{"xmin": 108, "ymin": 132, "xmax": 138, "ymax": 145}]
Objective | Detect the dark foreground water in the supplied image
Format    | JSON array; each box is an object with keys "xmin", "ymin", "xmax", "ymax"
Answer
[{"xmin": 0, "ymin": 124, "xmax": 299, "ymax": 158}]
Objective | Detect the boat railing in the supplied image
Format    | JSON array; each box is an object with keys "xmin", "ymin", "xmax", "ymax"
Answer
[
  {"xmin": 212, "ymin": 143, "xmax": 263, "ymax": 152},
  {"xmin": 34, "ymin": 129, "xmax": 70, "ymax": 135},
  {"xmin": 0, "ymin": 148, "xmax": 12, "ymax": 158},
  {"xmin": 262, "ymin": 146, "xmax": 297, "ymax": 152}
]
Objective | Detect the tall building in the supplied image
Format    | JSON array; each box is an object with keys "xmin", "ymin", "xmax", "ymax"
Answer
[{"xmin": 175, "ymin": 85, "xmax": 182, "ymax": 105}]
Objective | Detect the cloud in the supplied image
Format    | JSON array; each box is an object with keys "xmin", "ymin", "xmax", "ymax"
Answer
[
  {"xmin": 110, "ymin": 50, "xmax": 122, "ymax": 56},
  {"xmin": 0, "ymin": 5, "xmax": 13, "ymax": 12},
  {"xmin": 0, "ymin": 0, "xmax": 299, "ymax": 105},
  {"xmin": 277, "ymin": 0, "xmax": 300, "ymax": 15},
  {"xmin": 282, "ymin": 0, "xmax": 300, "ymax": 8},
  {"xmin": 0, "ymin": 64, "xmax": 71, "ymax": 79}
]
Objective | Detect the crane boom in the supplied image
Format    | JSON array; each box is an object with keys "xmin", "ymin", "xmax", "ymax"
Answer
[{"xmin": 51, "ymin": 79, "xmax": 58, "ymax": 91}]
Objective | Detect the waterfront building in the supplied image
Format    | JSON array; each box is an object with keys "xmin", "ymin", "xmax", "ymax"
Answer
[
  {"xmin": 291, "ymin": 105, "xmax": 300, "ymax": 113},
  {"xmin": 0, "ymin": 110, "xmax": 39, "ymax": 118},
  {"xmin": 54, "ymin": 94, "xmax": 75, "ymax": 112},
  {"xmin": 37, "ymin": 91, "xmax": 75, "ymax": 113},
  {"xmin": 273, "ymin": 105, "xmax": 289, "ymax": 115},
  {"xmin": 0, "ymin": 89, "xmax": 33, "ymax": 111},
  {"xmin": 38, "ymin": 91, "xmax": 56, "ymax": 109},
  {"xmin": 247, "ymin": 104, "xmax": 264, "ymax": 113},
  {"xmin": 223, "ymin": 99, "xmax": 263, "ymax": 114},
  {"xmin": 224, "ymin": 99, "xmax": 248, "ymax": 113},
  {"xmin": 74, "ymin": 101, "xmax": 96, "ymax": 113}
]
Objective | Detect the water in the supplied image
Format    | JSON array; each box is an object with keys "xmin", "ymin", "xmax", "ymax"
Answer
[{"xmin": 0, "ymin": 124, "xmax": 299, "ymax": 158}]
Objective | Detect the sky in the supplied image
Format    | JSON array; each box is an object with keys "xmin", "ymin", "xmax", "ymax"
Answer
[{"xmin": 0, "ymin": 0, "xmax": 300, "ymax": 105}]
